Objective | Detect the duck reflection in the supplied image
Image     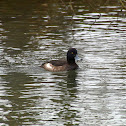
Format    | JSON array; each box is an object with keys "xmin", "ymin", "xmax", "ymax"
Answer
[
  {"xmin": 53, "ymin": 70, "xmax": 80, "ymax": 125},
  {"xmin": 66, "ymin": 70, "xmax": 77, "ymax": 88}
]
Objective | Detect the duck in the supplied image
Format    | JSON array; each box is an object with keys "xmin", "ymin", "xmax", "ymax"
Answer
[{"xmin": 42, "ymin": 48, "xmax": 80, "ymax": 72}]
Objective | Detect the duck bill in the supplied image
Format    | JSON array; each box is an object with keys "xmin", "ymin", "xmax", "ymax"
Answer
[{"xmin": 75, "ymin": 55, "xmax": 82, "ymax": 61}]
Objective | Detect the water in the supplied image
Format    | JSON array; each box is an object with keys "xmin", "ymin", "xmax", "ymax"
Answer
[{"xmin": 0, "ymin": 0, "xmax": 126, "ymax": 125}]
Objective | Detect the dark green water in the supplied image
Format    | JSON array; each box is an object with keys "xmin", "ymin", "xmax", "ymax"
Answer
[{"xmin": 0, "ymin": 0, "xmax": 126, "ymax": 125}]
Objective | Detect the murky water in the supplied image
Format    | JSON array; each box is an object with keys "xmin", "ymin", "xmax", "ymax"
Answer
[{"xmin": 0, "ymin": 0, "xmax": 126, "ymax": 125}]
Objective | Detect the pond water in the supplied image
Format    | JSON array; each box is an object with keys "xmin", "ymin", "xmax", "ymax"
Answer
[{"xmin": 0, "ymin": 0, "xmax": 126, "ymax": 125}]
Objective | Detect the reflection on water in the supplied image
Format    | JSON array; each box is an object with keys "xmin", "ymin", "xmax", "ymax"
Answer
[
  {"xmin": 51, "ymin": 71, "xmax": 79, "ymax": 126},
  {"xmin": 0, "ymin": 0, "xmax": 126, "ymax": 125}
]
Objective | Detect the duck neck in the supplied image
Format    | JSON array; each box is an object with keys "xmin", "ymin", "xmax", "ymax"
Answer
[{"xmin": 67, "ymin": 57, "xmax": 75, "ymax": 64}]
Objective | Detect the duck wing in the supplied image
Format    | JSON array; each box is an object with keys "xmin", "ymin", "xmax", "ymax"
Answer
[{"xmin": 49, "ymin": 59, "xmax": 67, "ymax": 66}]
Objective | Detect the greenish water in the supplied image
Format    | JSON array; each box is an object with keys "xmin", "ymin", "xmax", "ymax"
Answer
[{"xmin": 0, "ymin": 0, "xmax": 126, "ymax": 125}]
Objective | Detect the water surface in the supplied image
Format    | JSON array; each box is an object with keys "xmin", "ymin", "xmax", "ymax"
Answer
[{"xmin": 0, "ymin": 0, "xmax": 126, "ymax": 125}]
